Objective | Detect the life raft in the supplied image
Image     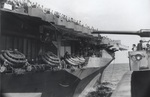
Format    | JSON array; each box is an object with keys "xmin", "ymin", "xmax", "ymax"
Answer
[
  {"xmin": 0, "ymin": 50, "xmax": 27, "ymax": 68},
  {"xmin": 41, "ymin": 52, "xmax": 60, "ymax": 66},
  {"xmin": 65, "ymin": 56, "xmax": 85, "ymax": 66}
]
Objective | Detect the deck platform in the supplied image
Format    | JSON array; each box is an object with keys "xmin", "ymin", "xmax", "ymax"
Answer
[{"xmin": 111, "ymin": 71, "xmax": 132, "ymax": 97}]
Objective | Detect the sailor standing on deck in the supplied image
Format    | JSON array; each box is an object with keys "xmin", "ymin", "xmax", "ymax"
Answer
[
  {"xmin": 132, "ymin": 44, "xmax": 137, "ymax": 51},
  {"xmin": 137, "ymin": 40, "xmax": 143, "ymax": 51},
  {"xmin": 146, "ymin": 44, "xmax": 150, "ymax": 52}
]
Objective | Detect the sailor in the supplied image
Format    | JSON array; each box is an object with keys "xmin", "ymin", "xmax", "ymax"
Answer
[
  {"xmin": 64, "ymin": 51, "xmax": 70, "ymax": 58},
  {"xmin": 60, "ymin": 57, "xmax": 66, "ymax": 69},
  {"xmin": 132, "ymin": 44, "xmax": 137, "ymax": 51},
  {"xmin": 137, "ymin": 40, "xmax": 143, "ymax": 51},
  {"xmin": 146, "ymin": 44, "xmax": 150, "ymax": 52}
]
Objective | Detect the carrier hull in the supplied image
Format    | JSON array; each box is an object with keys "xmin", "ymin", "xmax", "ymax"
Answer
[{"xmin": 0, "ymin": 58, "xmax": 113, "ymax": 97}]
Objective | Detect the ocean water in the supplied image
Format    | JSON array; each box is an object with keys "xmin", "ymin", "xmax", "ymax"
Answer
[
  {"xmin": 102, "ymin": 63, "xmax": 130, "ymax": 90},
  {"xmin": 83, "ymin": 63, "xmax": 130, "ymax": 97}
]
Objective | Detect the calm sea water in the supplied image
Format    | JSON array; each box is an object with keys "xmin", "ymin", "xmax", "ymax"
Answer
[
  {"xmin": 81, "ymin": 63, "xmax": 130, "ymax": 97},
  {"xmin": 102, "ymin": 62, "xmax": 130, "ymax": 90}
]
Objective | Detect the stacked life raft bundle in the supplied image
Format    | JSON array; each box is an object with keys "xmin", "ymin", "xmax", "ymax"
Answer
[
  {"xmin": 0, "ymin": 49, "xmax": 27, "ymax": 73},
  {"xmin": 41, "ymin": 51, "xmax": 60, "ymax": 67},
  {"xmin": 64, "ymin": 55, "xmax": 86, "ymax": 67},
  {"xmin": 26, "ymin": 52, "xmax": 61, "ymax": 72},
  {"xmin": 0, "ymin": 50, "xmax": 86, "ymax": 74},
  {"xmin": 0, "ymin": 50, "xmax": 60, "ymax": 74}
]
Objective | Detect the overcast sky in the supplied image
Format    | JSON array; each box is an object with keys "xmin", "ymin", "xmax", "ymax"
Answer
[
  {"xmin": 30, "ymin": 0, "xmax": 150, "ymax": 63},
  {"xmin": 31, "ymin": 0, "xmax": 150, "ymax": 31}
]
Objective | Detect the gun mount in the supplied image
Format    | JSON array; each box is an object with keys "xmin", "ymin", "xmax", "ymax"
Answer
[{"xmin": 92, "ymin": 29, "xmax": 150, "ymax": 37}]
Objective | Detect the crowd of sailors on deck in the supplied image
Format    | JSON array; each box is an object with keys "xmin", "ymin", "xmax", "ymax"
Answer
[
  {"xmin": 132, "ymin": 40, "xmax": 150, "ymax": 52},
  {"xmin": 1, "ymin": 0, "xmax": 96, "ymax": 30}
]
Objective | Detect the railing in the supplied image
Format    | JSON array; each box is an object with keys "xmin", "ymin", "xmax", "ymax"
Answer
[
  {"xmin": 1, "ymin": 2, "xmax": 95, "ymax": 34},
  {"xmin": 28, "ymin": 7, "xmax": 45, "ymax": 20},
  {"xmin": 54, "ymin": 15, "xmax": 67, "ymax": 26},
  {"xmin": 66, "ymin": 21, "xmax": 75, "ymax": 29},
  {"xmin": 45, "ymin": 12, "xmax": 55, "ymax": 23}
]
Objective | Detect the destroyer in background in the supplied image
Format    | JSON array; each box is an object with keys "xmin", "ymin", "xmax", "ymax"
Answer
[{"xmin": 0, "ymin": 1, "xmax": 127, "ymax": 97}]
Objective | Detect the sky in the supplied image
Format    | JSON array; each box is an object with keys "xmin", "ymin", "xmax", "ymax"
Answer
[{"xmin": 29, "ymin": 0, "xmax": 150, "ymax": 63}]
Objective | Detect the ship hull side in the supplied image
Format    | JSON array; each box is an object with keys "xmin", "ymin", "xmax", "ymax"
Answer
[
  {"xmin": 1, "ymin": 70, "xmax": 80, "ymax": 97},
  {"xmin": 0, "ymin": 58, "xmax": 113, "ymax": 97},
  {"xmin": 73, "ymin": 58, "xmax": 114, "ymax": 97}
]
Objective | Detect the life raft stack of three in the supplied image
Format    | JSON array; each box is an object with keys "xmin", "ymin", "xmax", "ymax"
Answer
[
  {"xmin": 65, "ymin": 56, "xmax": 86, "ymax": 66},
  {"xmin": 41, "ymin": 52, "xmax": 61, "ymax": 68},
  {"xmin": 0, "ymin": 49, "xmax": 27, "ymax": 73}
]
